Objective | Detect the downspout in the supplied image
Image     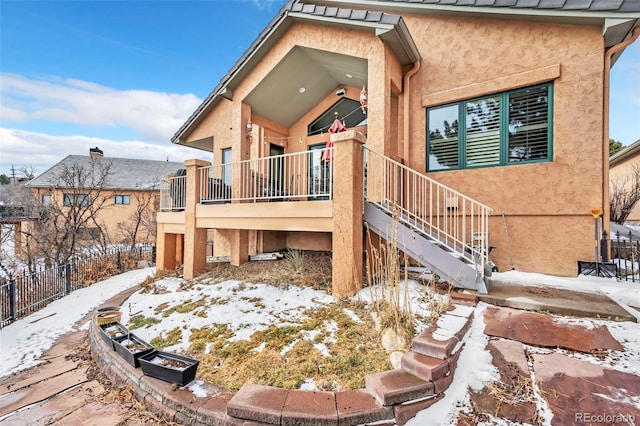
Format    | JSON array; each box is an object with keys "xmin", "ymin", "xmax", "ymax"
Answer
[
  {"xmin": 603, "ymin": 26, "xmax": 640, "ymax": 238},
  {"xmin": 403, "ymin": 60, "xmax": 421, "ymax": 164}
]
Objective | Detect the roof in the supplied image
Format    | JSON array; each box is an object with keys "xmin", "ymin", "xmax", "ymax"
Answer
[
  {"xmin": 171, "ymin": 0, "xmax": 419, "ymax": 144},
  {"xmin": 172, "ymin": 0, "xmax": 639, "ymax": 145},
  {"xmin": 318, "ymin": 0, "xmax": 640, "ymax": 13},
  {"xmin": 27, "ymin": 156, "xmax": 185, "ymax": 190},
  {"xmin": 610, "ymin": 139, "xmax": 640, "ymax": 166}
]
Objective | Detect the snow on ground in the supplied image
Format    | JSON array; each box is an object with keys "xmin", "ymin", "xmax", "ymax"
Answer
[
  {"xmin": 0, "ymin": 267, "xmax": 154, "ymax": 377},
  {"xmin": 1, "ymin": 267, "xmax": 639, "ymax": 424},
  {"xmin": 491, "ymin": 269, "xmax": 640, "ymax": 321}
]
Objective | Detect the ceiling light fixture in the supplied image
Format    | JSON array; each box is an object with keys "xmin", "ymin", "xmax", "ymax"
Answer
[
  {"xmin": 298, "ymin": 87, "xmax": 306, "ymax": 93},
  {"xmin": 345, "ymin": 73, "xmax": 353, "ymax": 78}
]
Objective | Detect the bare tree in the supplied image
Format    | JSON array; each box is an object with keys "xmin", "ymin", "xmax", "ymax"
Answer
[
  {"xmin": 610, "ymin": 164, "xmax": 640, "ymax": 224},
  {"xmin": 22, "ymin": 160, "xmax": 114, "ymax": 268},
  {"xmin": 117, "ymin": 191, "xmax": 156, "ymax": 250}
]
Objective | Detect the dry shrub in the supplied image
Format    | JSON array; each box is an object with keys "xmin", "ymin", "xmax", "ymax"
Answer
[
  {"xmin": 204, "ymin": 251, "xmax": 332, "ymax": 291},
  {"xmin": 364, "ymin": 212, "xmax": 415, "ymax": 341}
]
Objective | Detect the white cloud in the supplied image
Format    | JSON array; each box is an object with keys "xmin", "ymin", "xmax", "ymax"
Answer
[
  {"xmin": 0, "ymin": 73, "xmax": 202, "ymax": 142},
  {"xmin": 0, "ymin": 127, "xmax": 211, "ymax": 174}
]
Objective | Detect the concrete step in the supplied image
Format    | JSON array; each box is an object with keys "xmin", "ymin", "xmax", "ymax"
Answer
[
  {"xmin": 364, "ymin": 369, "xmax": 434, "ymax": 406},
  {"xmin": 400, "ymin": 352, "xmax": 450, "ymax": 382},
  {"xmin": 411, "ymin": 305, "xmax": 474, "ymax": 360}
]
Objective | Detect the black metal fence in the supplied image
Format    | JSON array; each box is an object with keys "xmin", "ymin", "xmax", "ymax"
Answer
[
  {"xmin": 579, "ymin": 230, "xmax": 639, "ymax": 282},
  {"xmin": 605, "ymin": 230, "xmax": 640, "ymax": 283},
  {"xmin": 0, "ymin": 244, "xmax": 155, "ymax": 328}
]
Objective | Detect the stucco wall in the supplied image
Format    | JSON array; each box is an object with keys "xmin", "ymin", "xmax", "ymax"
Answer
[
  {"xmin": 24, "ymin": 187, "xmax": 159, "ymax": 256},
  {"xmin": 175, "ymin": 13, "xmax": 608, "ymax": 277},
  {"xmin": 400, "ymin": 15, "xmax": 606, "ymax": 275}
]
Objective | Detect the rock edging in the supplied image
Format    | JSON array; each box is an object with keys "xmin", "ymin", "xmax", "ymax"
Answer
[{"xmin": 88, "ymin": 291, "xmax": 476, "ymax": 425}]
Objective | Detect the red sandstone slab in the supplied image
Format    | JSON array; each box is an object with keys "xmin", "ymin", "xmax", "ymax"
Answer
[
  {"xmin": 335, "ymin": 389, "xmax": 393, "ymax": 426},
  {"xmin": 483, "ymin": 306, "xmax": 624, "ymax": 352},
  {"xmin": 0, "ymin": 367, "xmax": 89, "ymax": 416},
  {"xmin": 487, "ymin": 340, "xmax": 529, "ymax": 375},
  {"xmin": 450, "ymin": 291, "xmax": 478, "ymax": 305},
  {"xmin": 394, "ymin": 393, "xmax": 444, "ymax": 426},
  {"xmin": 282, "ymin": 389, "xmax": 337, "ymax": 426},
  {"xmin": 0, "ymin": 380, "xmax": 118, "ymax": 425},
  {"xmin": 400, "ymin": 352, "xmax": 450, "ymax": 382},
  {"xmin": 411, "ymin": 326, "xmax": 457, "ymax": 360},
  {"xmin": 365, "ymin": 369, "xmax": 434, "ymax": 406},
  {"xmin": 226, "ymin": 383, "xmax": 288, "ymax": 425},
  {"xmin": 533, "ymin": 353, "xmax": 640, "ymax": 425}
]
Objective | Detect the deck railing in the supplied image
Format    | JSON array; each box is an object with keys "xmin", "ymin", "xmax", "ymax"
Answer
[
  {"xmin": 160, "ymin": 174, "xmax": 186, "ymax": 211},
  {"xmin": 160, "ymin": 148, "xmax": 333, "ymax": 211},
  {"xmin": 364, "ymin": 147, "xmax": 493, "ymax": 276}
]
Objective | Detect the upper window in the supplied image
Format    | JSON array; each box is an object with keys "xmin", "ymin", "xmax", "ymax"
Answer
[
  {"xmin": 115, "ymin": 195, "xmax": 130, "ymax": 205},
  {"xmin": 427, "ymin": 83, "xmax": 552, "ymax": 172},
  {"xmin": 63, "ymin": 193, "xmax": 89, "ymax": 207},
  {"xmin": 307, "ymin": 98, "xmax": 366, "ymax": 136},
  {"xmin": 41, "ymin": 195, "xmax": 51, "ymax": 207}
]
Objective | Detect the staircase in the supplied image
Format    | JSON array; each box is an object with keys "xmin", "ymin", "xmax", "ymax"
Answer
[{"xmin": 363, "ymin": 148, "xmax": 493, "ymax": 294}]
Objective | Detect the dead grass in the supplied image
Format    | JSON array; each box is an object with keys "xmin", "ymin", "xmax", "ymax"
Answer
[
  {"xmin": 139, "ymin": 249, "xmax": 448, "ymax": 392},
  {"xmin": 203, "ymin": 251, "xmax": 332, "ymax": 291},
  {"xmin": 185, "ymin": 302, "xmax": 390, "ymax": 391}
]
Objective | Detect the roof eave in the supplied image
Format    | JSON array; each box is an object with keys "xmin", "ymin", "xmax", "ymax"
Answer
[
  {"xmin": 172, "ymin": 5, "xmax": 421, "ymax": 146},
  {"xmin": 312, "ymin": 0, "xmax": 640, "ymax": 22},
  {"xmin": 610, "ymin": 139, "xmax": 640, "ymax": 166}
]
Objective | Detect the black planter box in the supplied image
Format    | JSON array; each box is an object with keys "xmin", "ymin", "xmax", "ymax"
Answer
[
  {"xmin": 113, "ymin": 333, "xmax": 154, "ymax": 368},
  {"xmin": 99, "ymin": 322, "xmax": 129, "ymax": 351},
  {"xmin": 139, "ymin": 351, "xmax": 199, "ymax": 386}
]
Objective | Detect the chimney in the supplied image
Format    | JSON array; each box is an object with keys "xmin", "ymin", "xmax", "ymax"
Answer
[{"xmin": 89, "ymin": 147, "xmax": 104, "ymax": 158}]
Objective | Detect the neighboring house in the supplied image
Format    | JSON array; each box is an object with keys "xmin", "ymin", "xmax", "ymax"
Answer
[
  {"xmin": 610, "ymin": 139, "xmax": 640, "ymax": 223},
  {"xmin": 19, "ymin": 148, "xmax": 183, "ymax": 257},
  {"xmin": 157, "ymin": 0, "xmax": 640, "ymax": 295}
]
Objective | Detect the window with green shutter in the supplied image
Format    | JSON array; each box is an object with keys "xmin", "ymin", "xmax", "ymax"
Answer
[{"xmin": 427, "ymin": 83, "xmax": 552, "ymax": 172}]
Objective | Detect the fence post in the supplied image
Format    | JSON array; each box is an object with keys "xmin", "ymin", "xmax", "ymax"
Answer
[
  {"xmin": 9, "ymin": 273, "xmax": 16, "ymax": 322},
  {"xmin": 600, "ymin": 230, "xmax": 609, "ymax": 262},
  {"xmin": 117, "ymin": 250, "xmax": 122, "ymax": 272},
  {"xmin": 65, "ymin": 263, "xmax": 72, "ymax": 294},
  {"xmin": 152, "ymin": 245, "xmax": 156, "ymax": 263}
]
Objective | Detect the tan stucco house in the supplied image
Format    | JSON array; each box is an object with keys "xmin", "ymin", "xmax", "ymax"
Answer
[
  {"xmin": 610, "ymin": 139, "xmax": 640, "ymax": 223},
  {"xmin": 19, "ymin": 149, "xmax": 183, "ymax": 256},
  {"xmin": 157, "ymin": 0, "xmax": 640, "ymax": 295}
]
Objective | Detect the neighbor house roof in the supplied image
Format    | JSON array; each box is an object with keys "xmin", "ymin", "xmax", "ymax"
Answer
[
  {"xmin": 610, "ymin": 139, "xmax": 640, "ymax": 167},
  {"xmin": 28, "ymin": 156, "xmax": 185, "ymax": 191},
  {"xmin": 172, "ymin": 0, "xmax": 639, "ymax": 145}
]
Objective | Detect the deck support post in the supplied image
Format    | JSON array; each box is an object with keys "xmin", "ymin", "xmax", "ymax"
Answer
[
  {"xmin": 331, "ymin": 130, "xmax": 366, "ymax": 298},
  {"xmin": 183, "ymin": 159, "xmax": 210, "ymax": 279}
]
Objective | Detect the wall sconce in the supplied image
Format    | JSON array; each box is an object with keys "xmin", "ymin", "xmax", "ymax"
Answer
[
  {"xmin": 246, "ymin": 121, "xmax": 253, "ymax": 140},
  {"xmin": 360, "ymin": 86, "xmax": 368, "ymax": 115}
]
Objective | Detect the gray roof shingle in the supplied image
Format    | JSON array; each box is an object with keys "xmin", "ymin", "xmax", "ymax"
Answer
[
  {"xmin": 384, "ymin": 0, "xmax": 639, "ymax": 11},
  {"xmin": 28, "ymin": 155, "xmax": 185, "ymax": 190}
]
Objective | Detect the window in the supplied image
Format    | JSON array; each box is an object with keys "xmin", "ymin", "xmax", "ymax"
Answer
[
  {"xmin": 222, "ymin": 148, "xmax": 232, "ymax": 186},
  {"xmin": 115, "ymin": 195, "xmax": 130, "ymax": 205},
  {"xmin": 63, "ymin": 193, "xmax": 89, "ymax": 207},
  {"xmin": 307, "ymin": 98, "xmax": 366, "ymax": 136},
  {"xmin": 427, "ymin": 83, "xmax": 552, "ymax": 172},
  {"xmin": 41, "ymin": 195, "xmax": 51, "ymax": 207}
]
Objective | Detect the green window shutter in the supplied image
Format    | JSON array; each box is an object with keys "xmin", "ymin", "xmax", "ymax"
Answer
[
  {"xmin": 507, "ymin": 85, "xmax": 550, "ymax": 162},
  {"xmin": 465, "ymin": 96, "xmax": 501, "ymax": 167}
]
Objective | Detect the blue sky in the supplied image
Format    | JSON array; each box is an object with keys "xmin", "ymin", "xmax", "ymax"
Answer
[{"xmin": 0, "ymin": 0, "xmax": 638, "ymax": 177}]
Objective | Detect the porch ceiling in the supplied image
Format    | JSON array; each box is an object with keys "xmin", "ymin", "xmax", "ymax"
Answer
[{"xmin": 244, "ymin": 46, "xmax": 367, "ymax": 128}]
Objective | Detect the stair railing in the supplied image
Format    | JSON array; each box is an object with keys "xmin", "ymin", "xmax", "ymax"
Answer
[{"xmin": 363, "ymin": 147, "xmax": 493, "ymax": 279}]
